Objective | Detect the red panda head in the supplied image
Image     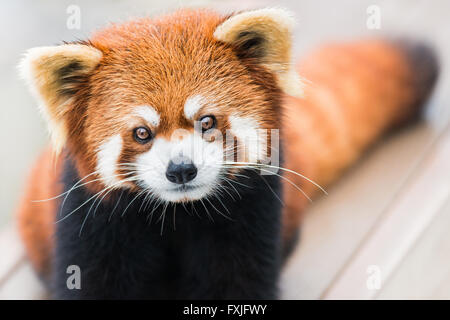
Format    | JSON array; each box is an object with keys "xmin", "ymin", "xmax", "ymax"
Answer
[{"xmin": 20, "ymin": 8, "xmax": 302, "ymax": 203}]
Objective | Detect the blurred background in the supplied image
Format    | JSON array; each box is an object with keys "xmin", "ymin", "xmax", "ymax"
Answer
[{"xmin": 0, "ymin": 0, "xmax": 449, "ymax": 299}]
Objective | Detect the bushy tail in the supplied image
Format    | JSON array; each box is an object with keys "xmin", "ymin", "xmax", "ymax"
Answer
[
  {"xmin": 282, "ymin": 39, "xmax": 439, "ymax": 251},
  {"xmin": 393, "ymin": 39, "xmax": 439, "ymax": 122}
]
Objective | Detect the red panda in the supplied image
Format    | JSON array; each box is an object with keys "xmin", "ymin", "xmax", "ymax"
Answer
[{"xmin": 16, "ymin": 8, "xmax": 438, "ymax": 298}]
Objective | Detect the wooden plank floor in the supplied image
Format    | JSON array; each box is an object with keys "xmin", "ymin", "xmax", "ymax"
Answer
[
  {"xmin": 0, "ymin": 0, "xmax": 449, "ymax": 299},
  {"xmin": 0, "ymin": 224, "xmax": 44, "ymax": 299}
]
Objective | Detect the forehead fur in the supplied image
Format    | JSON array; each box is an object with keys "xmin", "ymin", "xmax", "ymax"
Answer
[{"xmin": 85, "ymin": 8, "xmax": 280, "ymax": 131}]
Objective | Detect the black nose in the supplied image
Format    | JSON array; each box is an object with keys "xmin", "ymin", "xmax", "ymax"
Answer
[{"xmin": 165, "ymin": 156, "xmax": 198, "ymax": 184}]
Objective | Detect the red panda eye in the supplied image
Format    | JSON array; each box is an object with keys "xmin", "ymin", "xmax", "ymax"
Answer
[
  {"xmin": 200, "ymin": 115, "xmax": 216, "ymax": 132},
  {"xmin": 133, "ymin": 127, "xmax": 152, "ymax": 144}
]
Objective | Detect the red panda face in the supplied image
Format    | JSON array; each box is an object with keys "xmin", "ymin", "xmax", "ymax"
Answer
[{"xmin": 20, "ymin": 8, "xmax": 302, "ymax": 203}]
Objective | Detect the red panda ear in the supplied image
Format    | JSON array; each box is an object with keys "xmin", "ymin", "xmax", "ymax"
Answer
[
  {"xmin": 214, "ymin": 8, "xmax": 303, "ymax": 98},
  {"xmin": 19, "ymin": 44, "xmax": 102, "ymax": 153}
]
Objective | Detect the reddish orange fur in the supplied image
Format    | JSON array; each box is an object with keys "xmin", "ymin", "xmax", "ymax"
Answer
[
  {"xmin": 16, "ymin": 147, "xmax": 63, "ymax": 277},
  {"xmin": 16, "ymin": 10, "xmax": 433, "ymax": 278}
]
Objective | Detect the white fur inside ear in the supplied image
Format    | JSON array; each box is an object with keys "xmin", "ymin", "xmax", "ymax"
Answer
[
  {"xmin": 18, "ymin": 44, "xmax": 103, "ymax": 153},
  {"xmin": 96, "ymin": 134, "xmax": 123, "ymax": 187},
  {"xmin": 214, "ymin": 8, "xmax": 295, "ymax": 42},
  {"xmin": 214, "ymin": 8, "xmax": 303, "ymax": 97},
  {"xmin": 18, "ymin": 44, "xmax": 102, "ymax": 82}
]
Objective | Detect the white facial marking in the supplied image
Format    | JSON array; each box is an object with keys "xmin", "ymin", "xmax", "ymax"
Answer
[
  {"xmin": 184, "ymin": 95, "xmax": 204, "ymax": 120},
  {"xmin": 96, "ymin": 134, "xmax": 123, "ymax": 187},
  {"xmin": 136, "ymin": 130, "xmax": 224, "ymax": 202},
  {"xmin": 134, "ymin": 105, "xmax": 160, "ymax": 126},
  {"xmin": 229, "ymin": 114, "xmax": 264, "ymax": 162}
]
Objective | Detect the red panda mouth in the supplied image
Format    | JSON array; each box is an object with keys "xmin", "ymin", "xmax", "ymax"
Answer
[
  {"xmin": 157, "ymin": 183, "xmax": 214, "ymax": 203},
  {"xmin": 166, "ymin": 184, "xmax": 207, "ymax": 193}
]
